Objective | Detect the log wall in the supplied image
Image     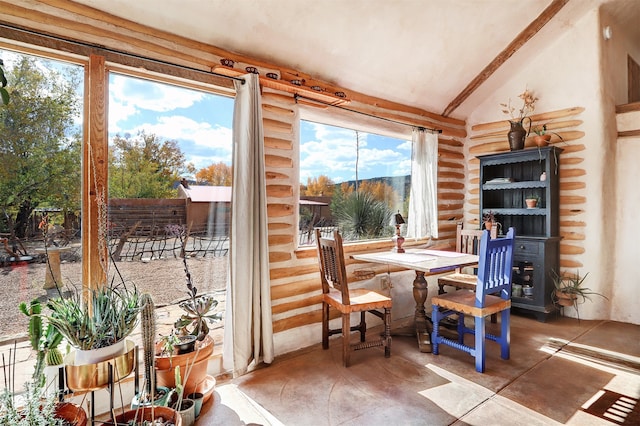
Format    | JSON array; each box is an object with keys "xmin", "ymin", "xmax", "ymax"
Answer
[
  {"xmin": 466, "ymin": 107, "xmax": 587, "ymax": 270},
  {"xmin": 262, "ymin": 87, "xmax": 469, "ymax": 334},
  {"xmin": 0, "ymin": 1, "xmax": 468, "ymax": 336}
]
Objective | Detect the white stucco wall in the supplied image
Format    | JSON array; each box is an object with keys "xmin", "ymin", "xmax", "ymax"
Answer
[
  {"xmin": 606, "ymin": 8, "xmax": 640, "ymax": 325},
  {"xmin": 466, "ymin": 7, "xmax": 623, "ymax": 321}
]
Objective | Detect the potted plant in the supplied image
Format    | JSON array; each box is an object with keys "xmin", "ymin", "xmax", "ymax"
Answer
[
  {"xmin": 37, "ymin": 211, "xmax": 142, "ymax": 366},
  {"xmin": 531, "ymin": 123, "xmax": 564, "ymax": 147},
  {"xmin": 525, "ymin": 195, "xmax": 540, "ymax": 209},
  {"xmin": 132, "ymin": 293, "xmax": 170, "ymax": 408},
  {"xmin": 1, "ymin": 314, "xmax": 87, "ymax": 426},
  {"xmin": 0, "ymin": 380, "xmax": 88, "ymax": 426},
  {"xmin": 166, "ymin": 366, "xmax": 195, "ymax": 426},
  {"xmin": 482, "ymin": 210, "xmax": 496, "ymax": 231},
  {"xmin": 45, "ymin": 280, "xmax": 141, "ymax": 364},
  {"xmin": 19, "ymin": 299, "xmax": 65, "ymax": 397},
  {"xmin": 552, "ymin": 270, "xmax": 608, "ymax": 321},
  {"xmin": 106, "ymin": 405, "xmax": 182, "ymax": 426},
  {"xmin": 155, "ymin": 224, "xmax": 221, "ymax": 396}
]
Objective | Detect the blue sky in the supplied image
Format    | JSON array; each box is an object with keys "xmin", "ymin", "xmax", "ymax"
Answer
[
  {"xmin": 2, "ymin": 49, "xmax": 412, "ymax": 186},
  {"xmin": 108, "ymin": 73, "xmax": 412, "ymax": 185}
]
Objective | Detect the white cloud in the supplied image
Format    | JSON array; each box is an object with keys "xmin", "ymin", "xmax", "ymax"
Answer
[
  {"xmin": 300, "ymin": 122, "xmax": 411, "ymax": 183},
  {"xmin": 110, "ymin": 73, "xmax": 204, "ymax": 113}
]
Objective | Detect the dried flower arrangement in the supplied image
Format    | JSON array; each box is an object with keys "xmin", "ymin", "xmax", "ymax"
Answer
[{"xmin": 500, "ymin": 88, "xmax": 538, "ymax": 123}]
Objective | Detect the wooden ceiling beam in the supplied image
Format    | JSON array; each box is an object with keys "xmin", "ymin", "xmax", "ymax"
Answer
[{"xmin": 442, "ymin": 0, "xmax": 571, "ymax": 117}]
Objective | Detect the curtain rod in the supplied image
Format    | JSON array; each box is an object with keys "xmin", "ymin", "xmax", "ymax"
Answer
[
  {"xmin": 0, "ymin": 23, "xmax": 245, "ymax": 84},
  {"xmin": 294, "ymin": 94, "xmax": 442, "ymax": 134}
]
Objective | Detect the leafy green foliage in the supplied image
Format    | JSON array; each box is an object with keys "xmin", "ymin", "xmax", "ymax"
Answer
[
  {"xmin": 331, "ymin": 190, "xmax": 393, "ymax": 240},
  {"xmin": 0, "ymin": 55, "xmax": 82, "ymax": 237},
  {"xmin": 109, "ymin": 131, "xmax": 193, "ymax": 198}
]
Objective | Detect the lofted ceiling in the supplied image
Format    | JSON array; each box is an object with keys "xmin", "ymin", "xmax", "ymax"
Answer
[{"xmin": 71, "ymin": 0, "xmax": 638, "ymax": 120}]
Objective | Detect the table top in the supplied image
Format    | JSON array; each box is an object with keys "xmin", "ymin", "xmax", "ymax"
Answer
[{"xmin": 351, "ymin": 248, "xmax": 479, "ymax": 273}]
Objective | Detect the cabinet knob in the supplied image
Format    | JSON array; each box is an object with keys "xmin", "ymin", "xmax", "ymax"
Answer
[{"xmin": 519, "ymin": 245, "xmax": 525, "ymax": 249}]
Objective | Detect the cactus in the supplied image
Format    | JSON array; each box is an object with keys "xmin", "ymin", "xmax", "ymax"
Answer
[
  {"xmin": 140, "ymin": 293, "xmax": 157, "ymax": 398},
  {"xmin": 46, "ymin": 347, "xmax": 64, "ymax": 366},
  {"xmin": 18, "ymin": 299, "xmax": 64, "ymax": 387}
]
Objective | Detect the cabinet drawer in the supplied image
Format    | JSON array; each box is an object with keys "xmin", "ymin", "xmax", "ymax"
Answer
[{"xmin": 515, "ymin": 242, "xmax": 539, "ymax": 256}]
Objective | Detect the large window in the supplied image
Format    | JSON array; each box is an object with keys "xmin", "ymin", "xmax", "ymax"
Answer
[
  {"xmin": 299, "ymin": 119, "xmax": 412, "ymax": 246},
  {"xmin": 0, "ymin": 46, "xmax": 234, "ymax": 340},
  {"xmin": 106, "ymin": 72, "xmax": 233, "ymax": 309},
  {"xmin": 0, "ymin": 49, "xmax": 84, "ymax": 338}
]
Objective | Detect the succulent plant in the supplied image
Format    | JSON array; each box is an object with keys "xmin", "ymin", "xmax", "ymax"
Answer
[{"xmin": 18, "ymin": 299, "xmax": 64, "ymax": 387}]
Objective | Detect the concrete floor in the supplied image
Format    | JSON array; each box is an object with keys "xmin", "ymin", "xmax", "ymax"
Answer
[
  {"xmin": 197, "ymin": 315, "xmax": 639, "ymax": 425},
  {"xmin": 2, "ymin": 311, "xmax": 638, "ymax": 425}
]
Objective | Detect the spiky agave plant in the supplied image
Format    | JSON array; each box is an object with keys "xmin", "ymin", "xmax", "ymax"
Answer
[{"xmin": 333, "ymin": 191, "xmax": 393, "ymax": 240}]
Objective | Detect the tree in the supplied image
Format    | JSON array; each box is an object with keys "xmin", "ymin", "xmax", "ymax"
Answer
[
  {"xmin": 358, "ymin": 180, "xmax": 400, "ymax": 208},
  {"xmin": 195, "ymin": 162, "xmax": 232, "ymax": 185},
  {"xmin": 109, "ymin": 131, "xmax": 193, "ymax": 198},
  {"xmin": 0, "ymin": 55, "xmax": 82, "ymax": 238},
  {"xmin": 304, "ymin": 175, "xmax": 335, "ymax": 196}
]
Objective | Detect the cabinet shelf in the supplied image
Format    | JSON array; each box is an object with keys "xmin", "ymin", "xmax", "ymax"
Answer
[
  {"xmin": 482, "ymin": 181, "xmax": 548, "ymax": 190},
  {"xmin": 478, "ymin": 147, "xmax": 562, "ymax": 322},
  {"xmin": 482, "ymin": 208, "xmax": 548, "ymax": 216}
]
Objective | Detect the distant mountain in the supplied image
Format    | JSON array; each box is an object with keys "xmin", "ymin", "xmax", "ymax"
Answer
[{"xmin": 337, "ymin": 175, "xmax": 411, "ymax": 196}]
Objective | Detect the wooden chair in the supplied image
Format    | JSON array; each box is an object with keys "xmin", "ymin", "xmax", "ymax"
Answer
[
  {"xmin": 437, "ymin": 222, "xmax": 498, "ymax": 295},
  {"xmin": 315, "ymin": 229, "xmax": 392, "ymax": 367},
  {"xmin": 431, "ymin": 228, "xmax": 516, "ymax": 373}
]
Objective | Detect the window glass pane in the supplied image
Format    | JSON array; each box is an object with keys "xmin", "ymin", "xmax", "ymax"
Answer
[
  {"xmin": 107, "ymin": 73, "xmax": 232, "ymax": 333},
  {"xmin": 299, "ymin": 120, "xmax": 411, "ymax": 245},
  {"xmin": 0, "ymin": 49, "xmax": 83, "ymax": 338}
]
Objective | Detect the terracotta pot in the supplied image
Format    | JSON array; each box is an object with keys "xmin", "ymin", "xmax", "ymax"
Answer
[
  {"xmin": 525, "ymin": 199, "xmax": 538, "ymax": 208},
  {"xmin": 533, "ymin": 134, "xmax": 551, "ymax": 147},
  {"xmin": 484, "ymin": 221, "xmax": 493, "ymax": 231},
  {"xmin": 156, "ymin": 335, "xmax": 213, "ymax": 395},
  {"xmin": 55, "ymin": 402, "xmax": 88, "ymax": 426},
  {"xmin": 105, "ymin": 406, "xmax": 182, "ymax": 426},
  {"xmin": 555, "ymin": 290, "xmax": 577, "ymax": 307}
]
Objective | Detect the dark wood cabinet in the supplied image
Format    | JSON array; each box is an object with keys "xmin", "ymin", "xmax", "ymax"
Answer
[{"xmin": 478, "ymin": 147, "xmax": 563, "ymax": 321}]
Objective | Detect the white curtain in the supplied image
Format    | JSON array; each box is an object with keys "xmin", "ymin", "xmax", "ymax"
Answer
[
  {"xmin": 406, "ymin": 128, "xmax": 439, "ymax": 240},
  {"xmin": 223, "ymin": 73, "xmax": 274, "ymax": 375}
]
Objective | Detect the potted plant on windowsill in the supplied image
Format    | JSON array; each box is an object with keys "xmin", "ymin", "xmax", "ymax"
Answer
[
  {"xmin": 2, "ymin": 300, "xmax": 87, "ymax": 425},
  {"xmin": 552, "ymin": 270, "xmax": 608, "ymax": 321},
  {"xmin": 0, "ymin": 380, "xmax": 88, "ymax": 426},
  {"xmin": 19, "ymin": 299, "xmax": 66, "ymax": 397},
  {"xmin": 37, "ymin": 210, "xmax": 141, "ymax": 391},
  {"xmin": 155, "ymin": 224, "xmax": 222, "ymax": 398}
]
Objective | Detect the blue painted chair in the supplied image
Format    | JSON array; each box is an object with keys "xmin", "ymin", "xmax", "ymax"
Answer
[{"xmin": 431, "ymin": 227, "xmax": 516, "ymax": 373}]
